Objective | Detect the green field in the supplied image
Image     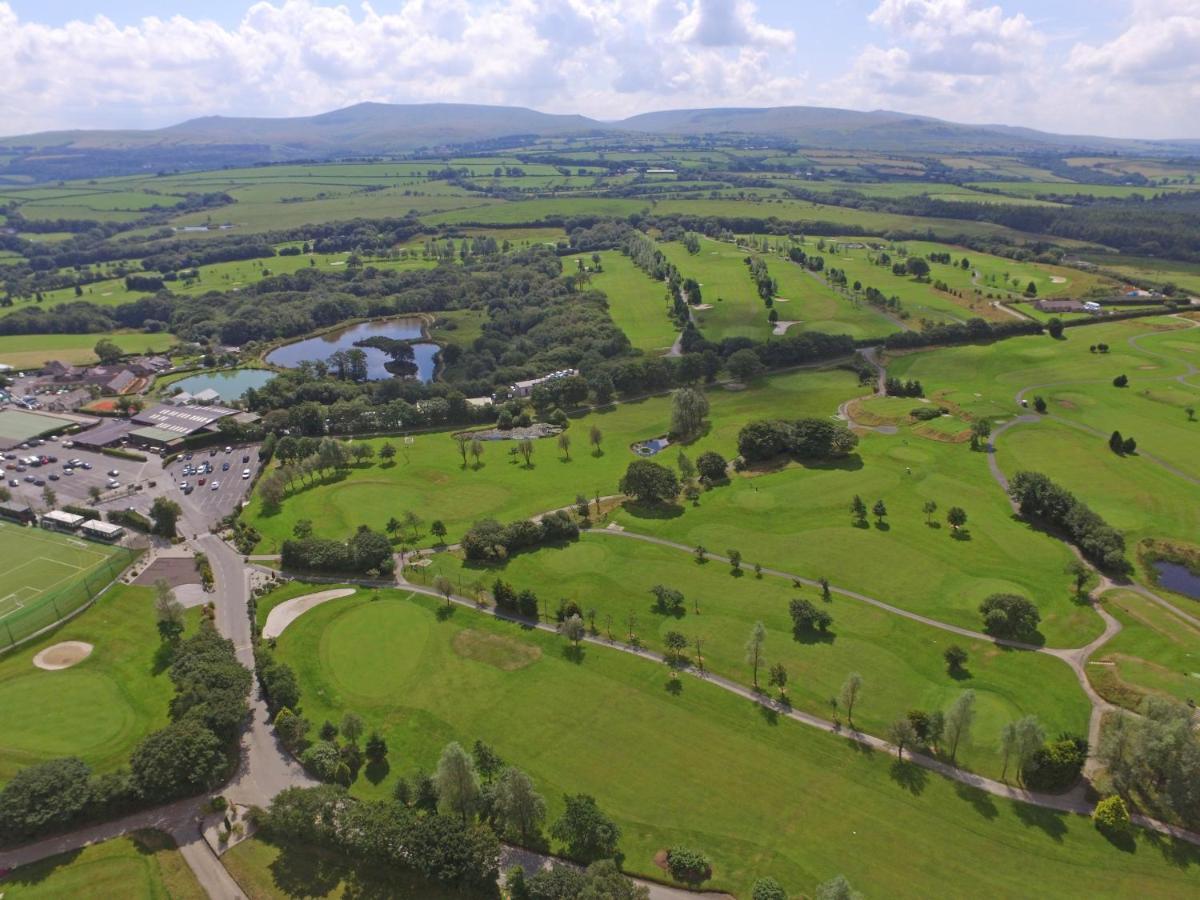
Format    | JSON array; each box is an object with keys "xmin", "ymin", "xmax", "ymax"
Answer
[
  {"xmin": 1080, "ymin": 254, "xmax": 1200, "ymax": 295},
  {"xmin": 0, "ymin": 830, "xmax": 204, "ymax": 899},
  {"xmin": 0, "ymin": 524, "xmax": 133, "ymax": 649},
  {"xmin": 0, "ymin": 331, "xmax": 176, "ymax": 368},
  {"xmin": 244, "ymin": 367, "xmax": 862, "ymax": 551},
  {"xmin": 574, "ymin": 251, "xmax": 679, "ymax": 353},
  {"xmin": 0, "ymin": 583, "xmax": 180, "ymax": 784},
  {"xmin": 424, "ymin": 531, "xmax": 1090, "ymax": 780},
  {"xmin": 270, "ymin": 586, "xmax": 1200, "ymax": 897},
  {"xmin": 659, "ymin": 235, "xmax": 773, "ymax": 342}
]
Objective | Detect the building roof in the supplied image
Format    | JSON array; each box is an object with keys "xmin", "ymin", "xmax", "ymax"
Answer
[
  {"xmin": 129, "ymin": 425, "xmax": 185, "ymax": 444},
  {"xmin": 192, "ymin": 388, "xmax": 222, "ymax": 403},
  {"xmin": 43, "ymin": 510, "xmax": 84, "ymax": 526},
  {"xmin": 104, "ymin": 370, "xmax": 138, "ymax": 394},
  {"xmin": 0, "ymin": 500, "xmax": 32, "ymax": 514},
  {"xmin": 132, "ymin": 403, "xmax": 236, "ymax": 436},
  {"xmin": 73, "ymin": 417, "xmax": 136, "ymax": 448},
  {"xmin": 81, "ymin": 519, "xmax": 124, "ymax": 536}
]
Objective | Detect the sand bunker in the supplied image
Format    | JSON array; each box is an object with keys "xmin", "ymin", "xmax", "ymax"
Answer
[
  {"xmin": 1050, "ymin": 276, "xmax": 1067, "ymax": 284},
  {"xmin": 33, "ymin": 641, "xmax": 94, "ymax": 670},
  {"xmin": 772, "ymin": 320, "xmax": 802, "ymax": 335},
  {"xmin": 262, "ymin": 589, "xmax": 356, "ymax": 639}
]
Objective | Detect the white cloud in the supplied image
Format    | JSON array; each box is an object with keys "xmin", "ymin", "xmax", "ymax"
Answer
[
  {"xmin": 834, "ymin": 0, "xmax": 1200, "ymax": 138},
  {"xmin": 0, "ymin": 0, "xmax": 803, "ymax": 133}
]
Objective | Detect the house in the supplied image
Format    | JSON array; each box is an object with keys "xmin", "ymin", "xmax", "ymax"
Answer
[
  {"xmin": 42, "ymin": 360, "xmax": 84, "ymax": 382},
  {"xmin": 192, "ymin": 388, "xmax": 222, "ymax": 404},
  {"xmin": 509, "ymin": 369, "xmax": 579, "ymax": 399},
  {"xmin": 0, "ymin": 501, "xmax": 35, "ymax": 524}
]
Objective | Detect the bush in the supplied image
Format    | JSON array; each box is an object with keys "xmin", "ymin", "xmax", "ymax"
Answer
[
  {"xmin": 1022, "ymin": 737, "xmax": 1087, "ymax": 791},
  {"xmin": 461, "ymin": 512, "xmax": 580, "ymax": 562},
  {"xmin": 752, "ymin": 877, "xmax": 789, "ymax": 900},
  {"xmin": 789, "ymin": 597, "xmax": 832, "ymax": 635},
  {"xmin": 0, "ymin": 757, "xmax": 92, "ymax": 842},
  {"xmin": 102, "ymin": 447, "xmax": 148, "ymax": 462},
  {"xmin": 666, "ymin": 846, "xmax": 712, "ymax": 884},
  {"xmin": 281, "ymin": 527, "xmax": 395, "ymax": 575},
  {"xmin": 979, "ymin": 593, "xmax": 1041, "ymax": 640},
  {"xmin": 618, "ymin": 460, "xmax": 680, "ymax": 504},
  {"xmin": 695, "ymin": 450, "xmax": 728, "ymax": 482},
  {"xmin": 301, "ymin": 741, "xmax": 344, "ymax": 781},
  {"xmin": 62, "ymin": 504, "xmax": 101, "ymax": 520},
  {"xmin": 737, "ymin": 417, "xmax": 857, "ymax": 463},
  {"xmin": 1093, "ymin": 795, "xmax": 1131, "ymax": 834},
  {"xmin": 108, "ymin": 507, "xmax": 152, "ymax": 532}
]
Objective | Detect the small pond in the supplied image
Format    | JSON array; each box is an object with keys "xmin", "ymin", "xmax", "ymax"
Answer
[
  {"xmin": 170, "ymin": 368, "xmax": 276, "ymax": 402},
  {"xmin": 632, "ymin": 436, "xmax": 671, "ymax": 457},
  {"xmin": 265, "ymin": 318, "xmax": 438, "ymax": 382},
  {"xmin": 1153, "ymin": 561, "xmax": 1200, "ymax": 600}
]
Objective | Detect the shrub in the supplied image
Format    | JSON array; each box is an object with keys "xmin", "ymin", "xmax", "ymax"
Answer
[
  {"xmin": 666, "ymin": 846, "xmax": 712, "ymax": 884},
  {"xmin": 752, "ymin": 877, "xmax": 789, "ymax": 900},
  {"xmin": 979, "ymin": 593, "xmax": 1041, "ymax": 640},
  {"xmin": 618, "ymin": 459, "xmax": 680, "ymax": 504},
  {"xmin": 737, "ymin": 417, "xmax": 857, "ymax": 463},
  {"xmin": 695, "ymin": 450, "xmax": 728, "ymax": 482},
  {"xmin": 789, "ymin": 598, "xmax": 832, "ymax": 635},
  {"xmin": 1022, "ymin": 737, "xmax": 1088, "ymax": 791},
  {"xmin": 461, "ymin": 512, "xmax": 580, "ymax": 562},
  {"xmin": 1093, "ymin": 795, "xmax": 1131, "ymax": 834},
  {"xmin": 300, "ymin": 741, "xmax": 344, "ymax": 782}
]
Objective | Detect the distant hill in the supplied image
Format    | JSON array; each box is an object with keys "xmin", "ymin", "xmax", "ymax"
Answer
[{"xmin": 0, "ymin": 101, "xmax": 1195, "ymax": 181}]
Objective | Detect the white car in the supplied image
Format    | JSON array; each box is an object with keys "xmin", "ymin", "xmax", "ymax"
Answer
[
  {"xmin": 211, "ymin": 480, "xmax": 220, "ymax": 490},
  {"xmin": 107, "ymin": 479, "xmax": 120, "ymax": 489},
  {"xmin": 242, "ymin": 468, "xmax": 251, "ymax": 479}
]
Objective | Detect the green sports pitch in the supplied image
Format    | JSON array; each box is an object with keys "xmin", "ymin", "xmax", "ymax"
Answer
[{"xmin": 0, "ymin": 523, "xmax": 131, "ymax": 648}]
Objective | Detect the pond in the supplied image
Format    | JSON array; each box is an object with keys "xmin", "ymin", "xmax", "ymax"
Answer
[
  {"xmin": 631, "ymin": 436, "xmax": 671, "ymax": 457},
  {"xmin": 1153, "ymin": 561, "xmax": 1200, "ymax": 600},
  {"xmin": 170, "ymin": 368, "xmax": 276, "ymax": 402},
  {"xmin": 265, "ymin": 318, "xmax": 438, "ymax": 382}
]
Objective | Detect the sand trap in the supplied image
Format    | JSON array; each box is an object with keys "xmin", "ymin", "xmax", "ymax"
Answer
[
  {"xmin": 1050, "ymin": 276, "xmax": 1067, "ymax": 284},
  {"xmin": 692, "ymin": 303, "xmax": 714, "ymax": 310},
  {"xmin": 33, "ymin": 641, "xmax": 93, "ymax": 670},
  {"xmin": 772, "ymin": 297, "xmax": 791, "ymax": 302},
  {"xmin": 263, "ymin": 589, "xmax": 356, "ymax": 639},
  {"xmin": 772, "ymin": 320, "xmax": 802, "ymax": 335}
]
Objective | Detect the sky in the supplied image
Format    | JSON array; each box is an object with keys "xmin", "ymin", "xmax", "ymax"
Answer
[{"xmin": 1, "ymin": 0, "xmax": 1197, "ymax": 139}]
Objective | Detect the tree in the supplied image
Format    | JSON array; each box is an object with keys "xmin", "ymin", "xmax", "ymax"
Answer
[
  {"xmin": 1066, "ymin": 559, "xmax": 1091, "ymax": 596},
  {"xmin": 695, "ymin": 450, "xmax": 727, "ymax": 482},
  {"xmin": 1093, "ymin": 795, "xmax": 1131, "ymax": 835},
  {"xmin": 1047, "ymin": 317, "xmax": 1064, "ymax": 339},
  {"xmin": 94, "ymin": 338, "xmax": 122, "ymax": 364},
  {"xmin": 403, "ymin": 510, "xmax": 423, "ymax": 541},
  {"xmin": 872, "ymin": 499, "xmax": 887, "ymax": 525},
  {"xmin": 563, "ymin": 613, "xmax": 586, "ymax": 648},
  {"xmin": 1113, "ymin": 374, "xmax": 1128, "ymax": 388},
  {"xmin": 471, "ymin": 439, "xmax": 484, "ymax": 467},
  {"xmin": 1012, "ymin": 715, "xmax": 1046, "ymax": 783},
  {"xmin": 518, "ymin": 439, "xmax": 535, "ymax": 467},
  {"xmin": 745, "ymin": 621, "xmax": 766, "ymax": 689},
  {"xmin": 436, "ymin": 741, "xmax": 480, "ymax": 823},
  {"xmin": 472, "ymin": 740, "xmax": 504, "ymax": 783},
  {"xmin": 768, "ymin": 662, "xmax": 789, "ymax": 698},
  {"xmin": 815, "ymin": 875, "xmax": 863, "ymax": 900},
  {"xmin": 676, "ymin": 450, "xmax": 696, "ymax": 482},
  {"xmin": 922, "ymin": 499, "xmax": 938, "ymax": 525},
  {"xmin": 340, "ymin": 712, "xmax": 364, "ymax": 745},
  {"xmin": 999, "ymin": 721, "xmax": 1018, "ymax": 780},
  {"xmin": 943, "ymin": 644, "xmax": 968, "ymax": 676},
  {"xmin": 1109, "ymin": 430, "xmax": 1125, "ymax": 454},
  {"xmin": 650, "ymin": 584, "xmax": 685, "ymax": 614},
  {"xmin": 979, "ymin": 593, "xmax": 1041, "ymax": 640},
  {"xmin": 728, "ymin": 548, "xmax": 742, "ymax": 574},
  {"xmin": 40, "ymin": 485, "xmax": 56, "ymax": 509},
  {"xmin": 130, "ymin": 719, "xmax": 225, "ymax": 801},
  {"xmin": 727, "ymin": 348, "xmax": 765, "ymax": 382},
  {"xmin": 148, "ymin": 496, "xmax": 182, "ymax": 539},
  {"xmin": 666, "ymin": 846, "xmax": 712, "ymax": 884},
  {"xmin": 969, "ymin": 418, "xmax": 992, "ymax": 451},
  {"xmin": 557, "ymin": 432, "xmax": 571, "ymax": 460},
  {"xmin": 154, "ymin": 578, "xmax": 185, "ymax": 643},
  {"xmin": 292, "ymin": 519, "xmax": 313, "ymax": 539},
  {"xmin": 789, "ymin": 598, "xmax": 832, "ymax": 635},
  {"xmin": 550, "ymin": 794, "xmax": 621, "ymax": 862},
  {"xmin": 1122, "ymin": 436, "xmax": 1137, "ymax": 454},
  {"xmin": 888, "ymin": 717, "xmax": 918, "ymax": 759},
  {"xmin": 670, "ymin": 387, "xmax": 710, "ymax": 439},
  {"xmin": 456, "ymin": 433, "xmax": 470, "ymax": 466},
  {"xmin": 839, "ymin": 672, "xmax": 863, "ymax": 724},
  {"xmin": 431, "ymin": 520, "xmax": 448, "ymax": 543},
  {"xmin": 0, "ymin": 757, "xmax": 92, "ymax": 841},
  {"xmin": 664, "ymin": 630, "xmax": 689, "ymax": 661},
  {"xmin": 433, "ymin": 574, "xmax": 455, "ymax": 608},
  {"xmin": 493, "ymin": 766, "xmax": 546, "ymax": 841},
  {"xmin": 88, "ymin": 485, "xmax": 102, "ymax": 504},
  {"xmin": 619, "ymin": 460, "xmax": 679, "ymax": 504},
  {"xmin": 379, "ymin": 441, "xmax": 397, "ymax": 464},
  {"xmin": 1033, "ymin": 395, "xmax": 1047, "ymax": 414},
  {"xmin": 365, "ymin": 732, "xmax": 388, "ymax": 764},
  {"xmin": 944, "ymin": 690, "xmax": 976, "ymax": 762},
  {"xmin": 850, "ymin": 495, "xmax": 867, "ymax": 526},
  {"xmin": 946, "ymin": 506, "xmax": 967, "ymax": 532}
]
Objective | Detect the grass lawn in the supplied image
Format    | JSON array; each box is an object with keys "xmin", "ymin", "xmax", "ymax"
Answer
[
  {"xmin": 604, "ymin": 428, "xmax": 1101, "ymax": 648},
  {"xmin": 221, "ymin": 835, "xmax": 479, "ymax": 900},
  {"xmin": 1090, "ymin": 590, "xmax": 1200, "ymax": 711},
  {"xmin": 763, "ymin": 251, "xmax": 899, "ymax": 340},
  {"xmin": 0, "ymin": 830, "xmax": 204, "ymax": 899},
  {"xmin": 423, "ymin": 531, "xmax": 1091, "ymax": 780},
  {"xmin": 272, "ymin": 587, "xmax": 1200, "ymax": 897},
  {"xmin": 573, "ymin": 251, "xmax": 679, "ymax": 354},
  {"xmin": 658, "ymin": 236, "xmax": 773, "ymax": 343},
  {"xmin": 0, "ymin": 584, "xmax": 182, "ymax": 785},
  {"xmin": 242, "ymin": 367, "xmax": 862, "ymax": 552},
  {"xmin": 0, "ymin": 332, "xmax": 176, "ymax": 369}
]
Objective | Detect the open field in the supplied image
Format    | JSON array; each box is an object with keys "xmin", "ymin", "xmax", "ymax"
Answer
[
  {"xmin": 762, "ymin": 250, "xmax": 899, "ymax": 340},
  {"xmin": 658, "ymin": 235, "xmax": 772, "ymax": 342},
  {"xmin": 0, "ymin": 583, "xmax": 180, "ymax": 784},
  {"xmin": 243, "ymin": 367, "xmax": 863, "ymax": 551},
  {"xmin": 0, "ymin": 830, "xmax": 205, "ymax": 899},
  {"xmin": 424, "ymin": 530, "xmax": 1091, "ymax": 780},
  {"xmin": 1079, "ymin": 254, "xmax": 1200, "ymax": 295},
  {"xmin": 0, "ymin": 332, "xmax": 176, "ymax": 368},
  {"xmin": 573, "ymin": 250, "xmax": 679, "ymax": 353},
  {"xmin": 1090, "ymin": 590, "xmax": 1200, "ymax": 711},
  {"xmin": 970, "ymin": 181, "xmax": 1200, "ymax": 201},
  {"xmin": 271, "ymin": 586, "xmax": 1200, "ymax": 897}
]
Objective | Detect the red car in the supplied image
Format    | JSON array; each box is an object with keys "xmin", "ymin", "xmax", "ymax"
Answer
[{"xmin": 198, "ymin": 477, "xmax": 207, "ymax": 485}]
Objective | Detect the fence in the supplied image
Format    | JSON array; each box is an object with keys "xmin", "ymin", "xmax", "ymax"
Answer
[{"xmin": 0, "ymin": 546, "xmax": 138, "ymax": 652}]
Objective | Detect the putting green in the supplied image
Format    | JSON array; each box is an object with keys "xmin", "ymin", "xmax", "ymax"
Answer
[{"xmin": 0, "ymin": 671, "xmax": 136, "ymax": 761}]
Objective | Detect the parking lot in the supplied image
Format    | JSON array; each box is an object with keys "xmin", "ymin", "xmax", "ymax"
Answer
[{"xmin": 1, "ymin": 436, "xmax": 261, "ymax": 534}]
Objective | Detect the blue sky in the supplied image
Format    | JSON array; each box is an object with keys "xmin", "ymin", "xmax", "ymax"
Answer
[{"xmin": 1, "ymin": 1, "xmax": 1196, "ymax": 138}]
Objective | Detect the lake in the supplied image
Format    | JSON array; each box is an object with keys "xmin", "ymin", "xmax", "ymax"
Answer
[
  {"xmin": 170, "ymin": 368, "xmax": 276, "ymax": 402},
  {"xmin": 265, "ymin": 318, "xmax": 438, "ymax": 382},
  {"xmin": 1152, "ymin": 561, "xmax": 1200, "ymax": 600}
]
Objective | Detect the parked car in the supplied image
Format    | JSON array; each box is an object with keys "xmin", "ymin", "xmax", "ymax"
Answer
[
  {"xmin": 242, "ymin": 454, "xmax": 250, "ymax": 463},
  {"xmin": 8, "ymin": 479, "xmax": 17, "ymax": 487},
  {"xmin": 107, "ymin": 469, "xmax": 120, "ymax": 477},
  {"xmin": 222, "ymin": 462, "xmax": 230, "ymax": 471},
  {"xmin": 80, "ymin": 462, "xmax": 92, "ymax": 470},
  {"xmin": 107, "ymin": 479, "xmax": 119, "ymax": 489},
  {"xmin": 23, "ymin": 475, "xmax": 35, "ymax": 483},
  {"xmin": 198, "ymin": 477, "xmax": 206, "ymax": 486},
  {"xmin": 211, "ymin": 480, "xmax": 220, "ymax": 490},
  {"xmin": 242, "ymin": 468, "xmax": 251, "ymax": 479},
  {"xmin": 33, "ymin": 478, "xmax": 45, "ymax": 487},
  {"xmin": 63, "ymin": 468, "xmax": 74, "ymax": 476},
  {"xmin": 47, "ymin": 473, "xmax": 59, "ymax": 481}
]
